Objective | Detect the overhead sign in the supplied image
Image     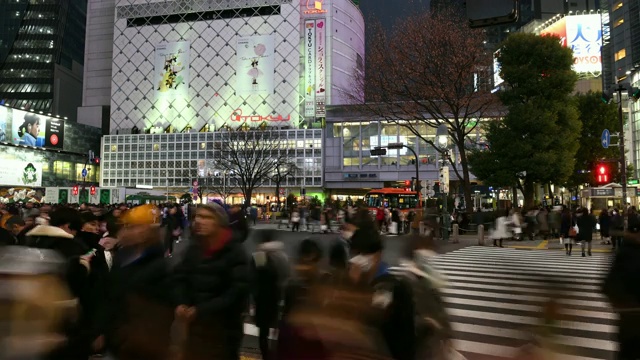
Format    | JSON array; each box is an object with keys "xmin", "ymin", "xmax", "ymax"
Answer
[
  {"xmin": 0, "ymin": 106, "xmax": 66, "ymax": 149},
  {"xmin": 81, "ymin": 168, "xmax": 88, "ymax": 178},
  {"xmin": 601, "ymin": 129, "xmax": 610, "ymax": 149},
  {"xmin": 591, "ymin": 188, "xmax": 614, "ymax": 197}
]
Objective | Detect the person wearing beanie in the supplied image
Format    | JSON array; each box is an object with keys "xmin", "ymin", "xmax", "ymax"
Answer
[{"xmin": 172, "ymin": 203, "xmax": 250, "ymax": 360}]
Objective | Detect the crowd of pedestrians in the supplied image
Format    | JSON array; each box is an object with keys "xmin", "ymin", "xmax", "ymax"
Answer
[
  {"xmin": 0, "ymin": 200, "xmax": 639, "ymax": 359},
  {"xmin": 0, "ymin": 202, "xmax": 457, "ymax": 360}
]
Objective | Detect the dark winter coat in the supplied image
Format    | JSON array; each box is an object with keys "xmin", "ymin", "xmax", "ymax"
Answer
[
  {"xmin": 251, "ymin": 242, "xmax": 290, "ymax": 328},
  {"xmin": 172, "ymin": 231, "xmax": 250, "ymax": 359},
  {"xmin": 603, "ymin": 236, "xmax": 640, "ymax": 352},
  {"xmin": 229, "ymin": 211, "xmax": 249, "ymax": 242},
  {"xmin": 599, "ymin": 211, "xmax": 611, "ymax": 237},
  {"xmin": 106, "ymin": 245, "xmax": 173, "ymax": 360},
  {"xmin": 576, "ymin": 214, "xmax": 596, "ymax": 242}
]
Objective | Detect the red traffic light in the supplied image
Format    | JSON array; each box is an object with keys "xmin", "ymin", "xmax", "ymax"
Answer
[
  {"xmin": 72, "ymin": 185, "xmax": 79, "ymax": 195},
  {"xmin": 596, "ymin": 164, "xmax": 609, "ymax": 184},
  {"xmin": 90, "ymin": 186, "xmax": 96, "ymax": 195},
  {"xmin": 404, "ymin": 180, "xmax": 411, "ymax": 187},
  {"xmin": 93, "ymin": 157, "xmax": 100, "ymax": 165}
]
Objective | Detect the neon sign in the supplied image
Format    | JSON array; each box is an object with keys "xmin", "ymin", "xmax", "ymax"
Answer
[
  {"xmin": 304, "ymin": 0, "xmax": 327, "ymax": 14},
  {"xmin": 230, "ymin": 109, "xmax": 291, "ymax": 122}
]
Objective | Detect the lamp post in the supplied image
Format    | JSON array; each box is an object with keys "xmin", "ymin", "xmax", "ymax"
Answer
[{"xmin": 436, "ymin": 124, "xmax": 450, "ymax": 242}]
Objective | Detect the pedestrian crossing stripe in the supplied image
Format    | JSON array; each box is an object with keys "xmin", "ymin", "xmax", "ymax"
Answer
[
  {"xmin": 241, "ymin": 246, "xmax": 617, "ymax": 359},
  {"xmin": 429, "ymin": 246, "xmax": 616, "ymax": 359}
]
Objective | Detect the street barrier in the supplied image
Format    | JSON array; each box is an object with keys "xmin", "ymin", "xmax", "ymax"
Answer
[
  {"xmin": 478, "ymin": 224, "xmax": 485, "ymax": 245},
  {"xmin": 452, "ymin": 224, "xmax": 459, "ymax": 244}
]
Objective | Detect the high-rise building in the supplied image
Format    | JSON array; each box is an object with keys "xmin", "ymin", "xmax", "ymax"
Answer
[{"xmin": 0, "ymin": 0, "xmax": 87, "ymax": 121}]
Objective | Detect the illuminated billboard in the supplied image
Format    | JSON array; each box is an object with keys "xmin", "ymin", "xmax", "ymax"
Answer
[
  {"xmin": 0, "ymin": 106, "xmax": 65, "ymax": 149},
  {"xmin": 540, "ymin": 14, "xmax": 602, "ymax": 74},
  {"xmin": 493, "ymin": 49, "xmax": 503, "ymax": 87}
]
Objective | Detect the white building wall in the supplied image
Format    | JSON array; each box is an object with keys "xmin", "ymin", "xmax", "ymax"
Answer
[
  {"xmin": 328, "ymin": 0, "xmax": 364, "ymax": 105},
  {"xmin": 109, "ymin": 0, "xmax": 302, "ymax": 132}
]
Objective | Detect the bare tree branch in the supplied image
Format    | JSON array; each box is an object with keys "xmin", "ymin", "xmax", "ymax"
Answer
[
  {"xmin": 214, "ymin": 131, "xmax": 291, "ymax": 207},
  {"xmin": 339, "ymin": 6, "xmax": 500, "ymax": 211}
]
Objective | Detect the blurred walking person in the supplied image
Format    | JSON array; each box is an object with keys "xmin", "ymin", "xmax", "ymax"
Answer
[
  {"xmin": 251, "ymin": 229, "xmax": 290, "ymax": 360},
  {"xmin": 490, "ymin": 209, "xmax": 511, "ymax": 248},
  {"xmin": 173, "ymin": 203, "xmax": 250, "ymax": 360},
  {"xmin": 105, "ymin": 205, "xmax": 173, "ymax": 360},
  {"xmin": 576, "ymin": 207, "xmax": 596, "ymax": 257},
  {"xmin": 603, "ymin": 231, "xmax": 640, "ymax": 359},
  {"xmin": 560, "ymin": 207, "xmax": 575, "ymax": 255}
]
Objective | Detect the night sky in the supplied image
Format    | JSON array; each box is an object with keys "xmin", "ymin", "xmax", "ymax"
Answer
[{"xmin": 359, "ymin": 0, "xmax": 431, "ymax": 34}]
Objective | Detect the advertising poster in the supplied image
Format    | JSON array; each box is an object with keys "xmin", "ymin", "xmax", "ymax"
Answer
[
  {"xmin": 236, "ymin": 34, "xmax": 275, "ymax": 95},
  {"xmin": 154, "ymin": 41, "xmax": 191, "ymax": 99},
  {"xmin": 493, "ymin": 49, "xmax": 503, "ymax": 87},
  {"xmin": 45, "ymin": 117, "xmax": 65, "ymax": 149},
  {"xmin": 10, "ymin": 108, "xmax": 46, "ymax": 147},
  {"xmin": 0, "ymin": 106, "xmax": 7, "ymax": 142},
  {"xmin": 0, "ymin": 160, "xmax": 42, "ymax": 187},
  {"xmin": 0, "ymin": 187, "xmax": 45, "ymax": 204},
  {"xmin": 566, "ymin": 14, "xmax": 602, "ymax": 74},
  {"xmin": 304, "ymin": 20, "xmax": 316, "ymax": 117},
  {"xmin": 540, "ymin": 18, "xmax": 567, "ymax": 47},
  {"xmin": 0, "ymin": 106, "xmax": 65, "ymax": 148},
  {"xmin": 315, "ymin": 19, "xmax": 326, "ymax": 117}
]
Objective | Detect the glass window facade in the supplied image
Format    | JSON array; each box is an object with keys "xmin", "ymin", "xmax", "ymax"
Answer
[
  {"xmin": 0, "ymin": 0, "xmax": 86, "ymax": 113},
  {"xmin": 100, "ymin": 130, "xmax": 323, "ymax": 189}
]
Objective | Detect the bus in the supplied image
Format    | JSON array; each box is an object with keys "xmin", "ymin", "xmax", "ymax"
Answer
[{"xmin": 364, "ymin": 188, "xmax": 420, "ymax": 212}]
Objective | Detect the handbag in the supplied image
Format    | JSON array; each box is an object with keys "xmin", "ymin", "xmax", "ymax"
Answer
[{"xmin": 569, "ymin": 225, "xmax": 578, "ymax": 238}]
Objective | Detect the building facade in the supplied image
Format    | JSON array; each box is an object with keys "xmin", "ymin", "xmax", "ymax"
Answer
[
  {"xmin": 0, "ymin": 0, "xmax": 87, "ymax": 120},
  {"xmin": 99, "ymin": 0, "xmax": 364, "ymax": 203},
  {"xmin": 0, "ymin": 104, "xmax": 102, "ymax": 204},
  {"xmin": 323, "ymin": 106, "xmax": 484, "ymax": 198}
]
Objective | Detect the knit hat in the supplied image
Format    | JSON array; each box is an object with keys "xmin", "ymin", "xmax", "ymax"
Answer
[{"xmin": 198, "ymin": 203, "xmax": 230, "ymax": 227}]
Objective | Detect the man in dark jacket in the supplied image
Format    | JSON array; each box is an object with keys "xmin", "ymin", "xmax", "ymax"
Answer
[
  {"xmin": 173, "ymin": 203, "xmax": 250, "ymax": 360},
  {"xmin": 251, "ymin": 229, "xmax": 289, "ymax": 360}
]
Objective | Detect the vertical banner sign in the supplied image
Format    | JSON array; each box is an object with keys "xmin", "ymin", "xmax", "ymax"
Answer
[
  {"xmin": 315, "ymin": 19, "xmax": 326, "ymax": 117},
  {"xmin": 304, "ymin": 20, "xmax": 316, "ymax": 117},
  {"xmin": 154, "ymin": 41, "xmax": 191, "ymax": 100}
]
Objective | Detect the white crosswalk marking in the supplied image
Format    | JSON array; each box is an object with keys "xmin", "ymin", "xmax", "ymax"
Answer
[{"xmin": 431, "ymin": 246, "xmax": 617, "ymax": 360}]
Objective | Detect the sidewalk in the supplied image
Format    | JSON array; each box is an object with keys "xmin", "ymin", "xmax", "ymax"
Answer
[{"xmin": 501, "ymin": 238, "xmax": 614, "ymax": 252}]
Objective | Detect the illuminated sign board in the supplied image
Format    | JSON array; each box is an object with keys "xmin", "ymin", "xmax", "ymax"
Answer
[
  {"xmin": 315, "ymin": 19, "xmax": 326, "ymax": 117},
  {"xmin": 304, "ymin": 0, "xmax": 328, "ymax": 15},
  {"xmin": 540, "ymin": 14, "xmax": 602, "ymax": 74},
  {"xmin": 304, "ymin": 20, "xmax": 316, "ymax": 117}
]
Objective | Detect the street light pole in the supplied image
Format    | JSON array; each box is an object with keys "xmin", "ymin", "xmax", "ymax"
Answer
[
  {"xmin": 387, "ymin": 142, "xmax": 420, "ymax": 194},
  {"xmin": 615, "ymin": 85, "xmax": 628, "ymax": 215}
]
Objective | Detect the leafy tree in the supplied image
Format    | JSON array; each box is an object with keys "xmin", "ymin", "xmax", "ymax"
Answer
[
  {"xmin": 566, "ymin": 91, "xmax": 620, "ymax": 188},
  {"xmin": 468, "ymin": 33, "xmax": 580, "ymax": 208},
  {"xmin": 343, "ymin": 5, "xmax": 498, "ymax": 213}
]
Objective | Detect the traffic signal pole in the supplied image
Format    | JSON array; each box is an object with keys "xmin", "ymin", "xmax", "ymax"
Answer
[{"xmin": 616, "ymin": 85, "xmax": 628, "ymax": 219}]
